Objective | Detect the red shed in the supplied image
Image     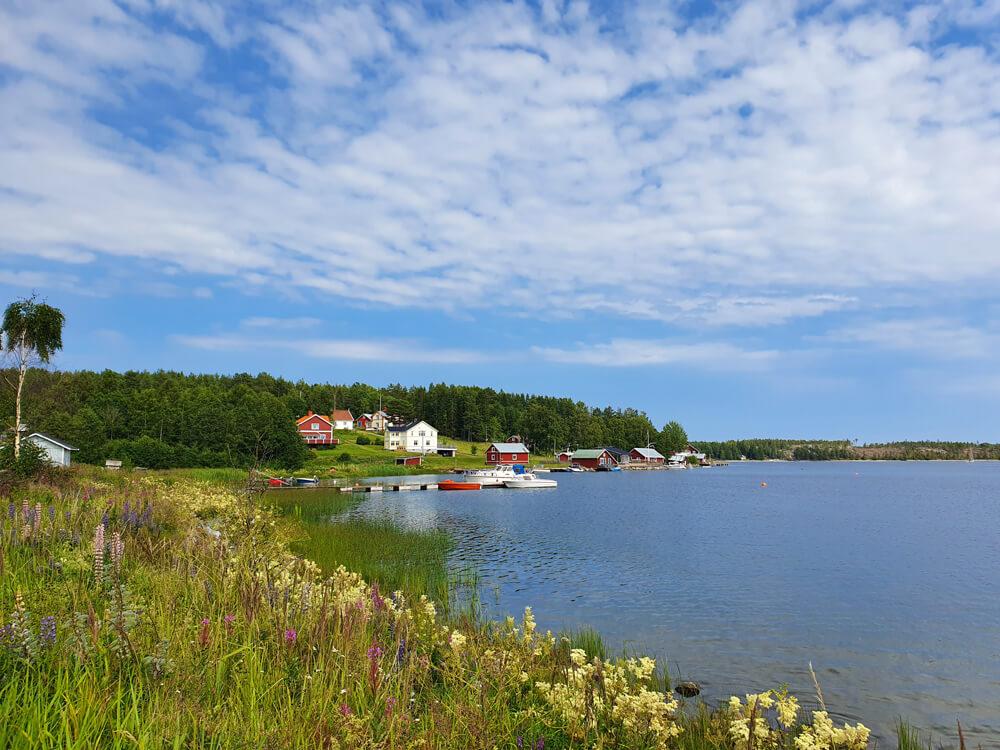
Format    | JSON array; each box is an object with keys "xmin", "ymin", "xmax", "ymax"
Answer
[
  {"xmin": 395, "ymin": 455, "xmax": 423, "ymax": 466},
  {"xmin": 485, "ymin": 442, "xmax": 530, "ymax": 465},
  {"xmin": 295, "ymin": 411, "xmax": 339, "ymax": 446},
  {"xmin": 629, "ymin": 447, "xmax": 665, "ymax": 464},
  {"xmin": 571, "ymin": 449, "xmax": 617, "ymax": 469}
]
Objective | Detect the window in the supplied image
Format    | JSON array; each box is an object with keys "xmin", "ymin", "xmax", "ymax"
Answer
[{"xmin": 311, "ymin": 422, "xmax": 319, "ymax": 430}]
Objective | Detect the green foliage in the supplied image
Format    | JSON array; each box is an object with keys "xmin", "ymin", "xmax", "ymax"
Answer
[
  {"xmin": 2, "ymin": 295, "xmax": 65, "ymax": 362},
  {"xmin": 336, "ymin": 451, "xmax": 353, "ymax": 464},
  {"xmin": 355, "ymin": 434, "xmax": 371, "ymax": 445},
  {"xmin": 657, "ymin": 420, "xmax": 689, "ymax": 457},
  {"xmin": 0, "ymin": 438, "xmax": 50, "ymax": 478}
]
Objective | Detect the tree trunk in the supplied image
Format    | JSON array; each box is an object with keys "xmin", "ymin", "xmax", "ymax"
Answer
[{"xmin": 13, "ymin": 333, "xmax": 27, "ymax": 459}]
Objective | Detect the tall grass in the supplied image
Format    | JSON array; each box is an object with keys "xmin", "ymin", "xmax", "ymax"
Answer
[{"xmin": 896, "ymin": 718, "xmax": 932, "ymax": 750}]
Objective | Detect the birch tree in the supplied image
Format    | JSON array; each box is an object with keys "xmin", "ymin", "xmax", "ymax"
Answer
[{"xmin": 2, "ymin": 296, "xmax": 65, "ymax": 457}]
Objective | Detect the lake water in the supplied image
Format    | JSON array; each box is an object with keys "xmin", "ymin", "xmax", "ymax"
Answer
[{"xmin": 327, "ymin": 462, "xmax": 1000, "ymax": 744}]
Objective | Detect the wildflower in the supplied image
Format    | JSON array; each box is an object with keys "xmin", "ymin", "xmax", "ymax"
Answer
[
  {"xmin": 33, "ymin": 503, "xmax": 41, "ymax": 534},
  {"xmin": 224, "ymin": 614, "xmax": 235, "ymax": 634},
  {"xmin": 7, "ymin": 501, "xmax": 13, "ymax": 520},
  {"xmin": 449, "ymin": 630, "xmax": 467, "ymax": 652},
  {"xmin": 39, "ymin": 616, "xmax": 56, "ymax": 647},
  {"xmin": 340, "ymin": 689, "xmax": 347, "ymax": 694},
  {"xmin": 385, "ymin": 697, "xmax": 397, "ymax": 714},
  {"xmin": 339, "ymin": 703, "xmax": 350, "ymax": 716},
  {"xmin": 92, "ymin": 524, "xmax": 105, "ymax": 582},
  {"xmin": 111, "ymin": 531, "xmax": 124, "ymax": 570},
  {"xmin": 48, "ymin": 506, "xmax": 55, "ymax": 522},
  {"xmin": 283, "ymin": 629, "xmax": 296, "ymax": 643}
]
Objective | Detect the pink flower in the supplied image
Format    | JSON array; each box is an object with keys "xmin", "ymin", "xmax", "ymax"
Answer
[{"xmin": 284, "ymin": 629, "xmax": 297, "ymax": 643}]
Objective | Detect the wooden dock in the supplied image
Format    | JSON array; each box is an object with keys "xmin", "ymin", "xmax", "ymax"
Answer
[{"xmin": 340, "ymin": 482, "xmax": 439, "ymax": 493}]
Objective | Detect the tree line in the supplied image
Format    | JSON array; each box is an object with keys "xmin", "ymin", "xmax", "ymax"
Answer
[
  {"xmin": 692, "ymin": 439, "xmax": 1000, "ymax": 461},
  {"xmin": 1, "ymin": 369, "xmax": 692, "ymax": 470}
]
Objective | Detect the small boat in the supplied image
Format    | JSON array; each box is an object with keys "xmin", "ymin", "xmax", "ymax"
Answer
[
  {"xmin": 294, "ymin": 476, "xmax": 319, "ymax": 486},
  {"xmin": 503, "ymin": 473, "xmax": 558, "ymax": 489},
  {"xmin": 439, "ymin": 479, "xmax": 482, "ymax": 491},
  {"xmin": 267, "ymin": 477, "xmax": 292, "ymax": 486},
  {"xmin": 565, "ymin": 465, "xmax": 584, "ymax": 472}
]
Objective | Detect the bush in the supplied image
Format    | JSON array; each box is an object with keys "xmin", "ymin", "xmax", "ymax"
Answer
[
  {"xmin": 0, "ymin": 439, "xmax": 51, "ymax": 479},
  {"xmin": 337, "ymin": 452, "xmax": 353, "ymax": 464},
  {"xmin": 356, "ymin": 435, "xmax": 371, "ymax": 445}
]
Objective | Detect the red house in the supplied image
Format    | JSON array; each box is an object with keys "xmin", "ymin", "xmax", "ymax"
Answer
[
  {"xmin": 629, "ymin": 447, "xmax": 665, "ymax": 464},
  {"xmin": 356, "ymin": 414, "xmax": 373, "ymax": 430},
  {"xmin": 571, "ymin": 448, "xmax": 617, "ymax": 469},
  {"xmin": 556, "ymin": 451, "xmax": 573, "ymax": 462},
  {"xmin": 485, "ymin": 442, "xmax": 530, "ymax": 465},
  {"xmin": 295, "ymin": 411, "xmax": 340, "ymax": 446}
]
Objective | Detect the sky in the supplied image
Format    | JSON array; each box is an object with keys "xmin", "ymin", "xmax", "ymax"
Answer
[{"xmin": 1, "ymin": 0, "xmax": 999, "ymax": 442}]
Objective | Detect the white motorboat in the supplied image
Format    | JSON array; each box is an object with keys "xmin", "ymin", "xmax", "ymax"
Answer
[
  {"xmin": 564, "ymin": 464, "xmax": 584, "ymax": 472},
  {"xmin": 462, "ymin": 464, "xmax": 518, "ymax": 486},
  {"xmin": 503, "ymin": 472, "xmax": 558, "ymax": 489}
]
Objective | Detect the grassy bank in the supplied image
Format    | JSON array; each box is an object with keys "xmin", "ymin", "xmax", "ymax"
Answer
[{"xmin": 0, "ymin": 468, "xmax": 950, "ymax": 749}]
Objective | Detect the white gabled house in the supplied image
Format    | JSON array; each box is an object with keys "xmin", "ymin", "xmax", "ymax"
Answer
[
  {"xmin": 384, "ymin": 420, "xmax": 438, "ymax": 453},
  {"xmin": 26, "ymin": 433, "xmax": 79, "ymax": 467}
]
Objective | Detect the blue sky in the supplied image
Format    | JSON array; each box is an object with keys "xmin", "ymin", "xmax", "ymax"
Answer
[{"xmin": 2, "ymin": 0, "xmax": 999, "ymax": 442}]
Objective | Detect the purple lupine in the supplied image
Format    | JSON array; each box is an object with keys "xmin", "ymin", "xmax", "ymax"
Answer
[
  {"xmin": 7, "ymin": 502, "xmax": 14, "ymax": 520},
  {"xmin": 101, "ymin": 512, "xmax": 109, "ymax": 529},
  {"xmin": 39, "ymin": 616, "xmax": 56, "ymax": 646},
  {"xmin": 517, "ymin": 738, "xmax": 523, "ymax": 749},
  {"xmin": 72, "ymin": 530, "xmax": 79, "ymax": 546},
  {"xmin": 534, "ymin": 740, "xmax": 544, "ymax": 750},
  {"xmin": 48, "ymin": 506, "xmax": 55, "ymax": 522}
]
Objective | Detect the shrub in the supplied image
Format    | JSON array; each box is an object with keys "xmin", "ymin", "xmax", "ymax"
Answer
[
  {"xmin": 356, "ymin": 435, "xmax": 371, "ymax": 446},
  {"xmin": 337, "ymin": 452, "xmax": 353, "ymax": 464},
  {"xmin": 0, "ymin": 438, "xmax": 51, "ymax": 479}
]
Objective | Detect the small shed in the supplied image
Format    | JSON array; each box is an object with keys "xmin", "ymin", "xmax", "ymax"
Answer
[
  {"xmin": 436, "ymin": 445, "xmax": 458, "ymax": 458},
  {"xmin": 630, "ymin": 447, "xmax": 665, "ymax": 464},
  {"xmin": 26, "ymin": 433, "xmax": 79, "ymax": 467},
  {"xmin": 485, "ymin": 442, "xmax": 530, "ymax": 465},
  {"xmin": 395, "ymin": 455, "xmax": 423, "ymax": 466},
  {"xmin": 571, "ymin": 448, "xmax": 617, "ymax": 470},
  {"xmin": 105, "ymin": 459, "xmax": 123, "ymax": 471},
  {"xmin": 556, "ymin": 451, "xmax": 574, "ymax": 463}
]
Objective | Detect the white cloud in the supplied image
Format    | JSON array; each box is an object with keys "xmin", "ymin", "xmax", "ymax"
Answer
[
  {"xmin": 826, "ymin": 318, "xmax": 1000, "ymax": 359},
  {"xmin": 532, "ymin": 339, "xmax": 779, "ymax": 370},
  {"xmin": 1, "ymin": 0, "xmax": 999, "ymax": 328},
  {"xmin": 173, "ymin": 334, "xmax": 493, "ymax": 365}
]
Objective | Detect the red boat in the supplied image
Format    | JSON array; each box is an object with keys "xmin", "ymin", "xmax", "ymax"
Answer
[{"xmin": 438, "ymin": 480, "xmax": 481, "ymax": 491}]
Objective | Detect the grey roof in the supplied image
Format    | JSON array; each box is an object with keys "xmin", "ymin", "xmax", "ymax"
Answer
[
  {"xmin": 489, "ymin": 442, "xmax": 529, "ymax": 453},
  {"xmin": 632, "ymin": 447, "xmax": 665, "ymax": 459},
  {"xmin": 27, "ymin": 432, "xmax": 79, "ymax": 451}
]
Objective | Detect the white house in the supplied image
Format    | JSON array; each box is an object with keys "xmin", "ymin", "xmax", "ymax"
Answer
[
  {"xmin": 330, "ymin": 409, "xmax": 354, "ymax": 431},
  {"xmin": 384, "ymin": 420, "xmax": 438, "ymax": 453},
  {"xmin": 26, "ymin": 433, "xmax": 79, "ymax": 467},
  {"xmin": 669, "ymin": 444, "xmax": 707, "ymax": 466}
]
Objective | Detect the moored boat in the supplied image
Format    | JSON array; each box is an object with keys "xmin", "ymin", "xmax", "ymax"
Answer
[
  {"xmin": 461, "ymin": 464, "xmax": 518, "ymax": 486},
  {"xmin": 503, "ymin": 473, "xmax": 558, "ymax": 489},
  {"xmin": 439, "ymin": 479, "xmax": 482, "ymax": 491}
]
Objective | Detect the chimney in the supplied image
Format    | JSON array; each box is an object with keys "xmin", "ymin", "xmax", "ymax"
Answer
[{"xmin": 307, "ymin": 410, "xmax": 313, "ymax": 417}]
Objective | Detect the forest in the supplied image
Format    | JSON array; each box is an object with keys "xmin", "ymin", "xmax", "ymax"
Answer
[{"xmin": 1, "ymin": 368, "xmax": 688, "ymax": 469}]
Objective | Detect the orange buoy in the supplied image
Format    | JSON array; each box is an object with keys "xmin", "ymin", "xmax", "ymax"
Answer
[{"xmin": 761, "ymin": 482, "xmax": 767, "ymax": 487}]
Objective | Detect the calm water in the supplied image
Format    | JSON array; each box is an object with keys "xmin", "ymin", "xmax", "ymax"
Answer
[{"xmin": 326, "ymin": 462, "xmax": 1000, "ymax": 744}]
